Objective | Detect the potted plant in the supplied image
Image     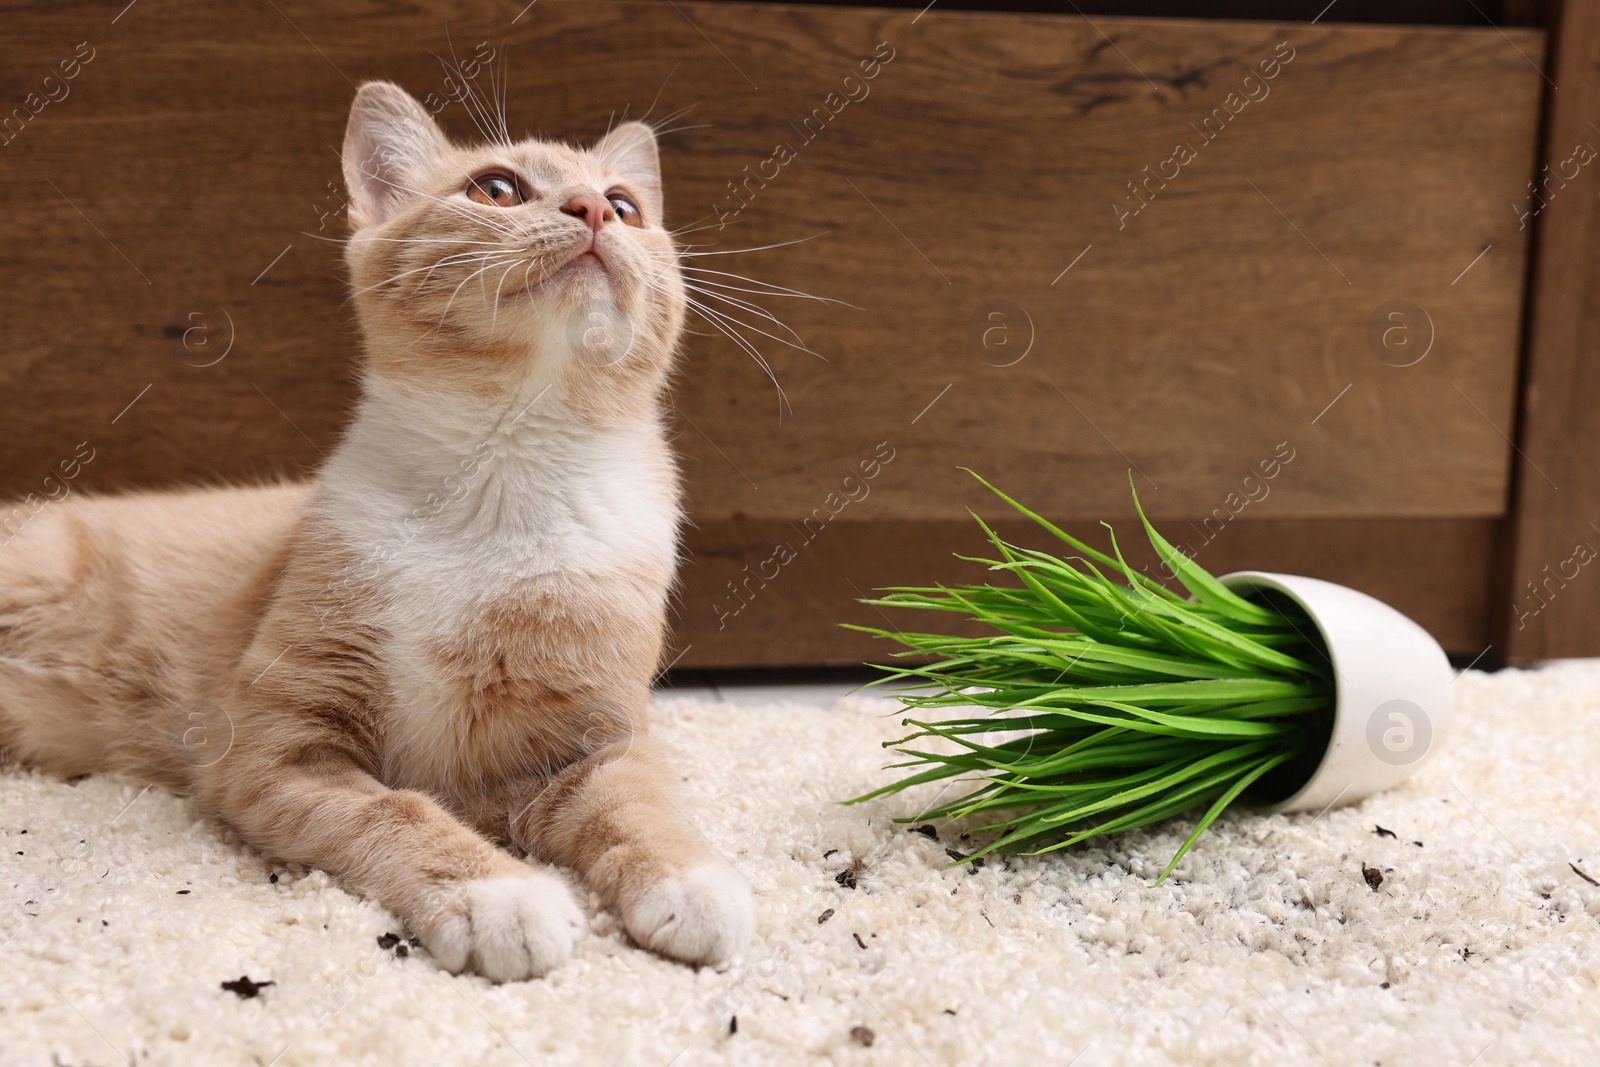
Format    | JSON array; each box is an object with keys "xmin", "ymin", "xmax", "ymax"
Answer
[{"xmin": 847, "ymin": 473, "xmax": 1453, "ymax": 881}]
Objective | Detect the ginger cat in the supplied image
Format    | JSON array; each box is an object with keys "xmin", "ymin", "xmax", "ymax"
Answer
[{"xmin": 0, "ymin": 82, "xmax": 754, "ymax": 980}]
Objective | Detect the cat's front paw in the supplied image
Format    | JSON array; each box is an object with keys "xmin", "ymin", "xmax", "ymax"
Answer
[
  {"xmin": 425, "ymin": 871, "xmax": 586, "ymax": 982},
  {"xmin": 626, "ymin": 859, "xmax": 754, "ymax": 967}
]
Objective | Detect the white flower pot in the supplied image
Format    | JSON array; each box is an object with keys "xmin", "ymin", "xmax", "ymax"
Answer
[{"xmin": 1218, "ymin": 571, "xmax": 1455, "ymax": 815}]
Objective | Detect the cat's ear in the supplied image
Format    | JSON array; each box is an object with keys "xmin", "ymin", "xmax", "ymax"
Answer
[
  {"xmin": 593, "ymin": 122, "xmax": 663, "ymax": 214},
  {"xmin": 342, "ymin": 81, "xmax": 449, "ymax": 230}
]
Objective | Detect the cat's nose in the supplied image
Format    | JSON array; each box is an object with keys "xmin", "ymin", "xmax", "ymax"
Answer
[{"xmin": 562, "ymin": 192, "xmax": 614, "ymax": 234}]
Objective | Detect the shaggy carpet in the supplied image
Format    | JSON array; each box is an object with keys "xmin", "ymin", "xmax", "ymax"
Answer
[{"xmin": 4, "ymin": 663, "xmax": 1600, "ymax": 1066}]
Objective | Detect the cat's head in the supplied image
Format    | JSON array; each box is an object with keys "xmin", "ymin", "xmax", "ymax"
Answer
[{"xmin": 339, "ymin": 81, "xmax": 685, "ymax": 421}]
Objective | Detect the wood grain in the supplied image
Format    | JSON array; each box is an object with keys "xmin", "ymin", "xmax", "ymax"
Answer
[
  {"xmin": 0, "ymin": 1, "xmax": 1547, "ymax": 665},
  {"xmin": 1500, "ymin": 0, "xmax": 1600, "ymax": 661},
  {"xmin": 675, "ymin": 516, "xmax": 1498, "ymax": 667},
  {"xmin": 0, "ymin": 2, "xmax": 1542, "ymax": 510}
]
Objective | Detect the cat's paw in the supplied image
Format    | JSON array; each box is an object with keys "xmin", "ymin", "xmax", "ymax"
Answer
[
  {"xmin": 626, "ymin": 859, "xmax": 754, "ymax": 967},
  {"xmin": 426, "ymin": 871, "xmax": 586, "ymax": 982}
]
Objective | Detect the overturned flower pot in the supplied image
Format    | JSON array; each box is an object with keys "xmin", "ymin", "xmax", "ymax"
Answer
[
  {"xmin": 847, "ymin": 472, "xmax": 1458, "ymax": 881},
  {"xmin": 1219, "ymin": 571, "xmax": 1453, "ymax": 814}
]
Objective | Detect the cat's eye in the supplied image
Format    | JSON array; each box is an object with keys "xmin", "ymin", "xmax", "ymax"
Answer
[
  {"xmin": 465, "ymin": 171, "xmax": 523, "ymax": 208},
  {"xmin": 607, "ymin": 189, "xmax": 644, "ymax": 227}
]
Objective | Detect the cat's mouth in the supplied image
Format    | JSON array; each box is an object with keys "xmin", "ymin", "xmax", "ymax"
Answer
[
  {"xmin": 509, "ymin": 243, "xmax": 609, "ymax": 298},
  {"xmin": 554, "ymin": 234, "xmax": 610, "ymax": 277}
]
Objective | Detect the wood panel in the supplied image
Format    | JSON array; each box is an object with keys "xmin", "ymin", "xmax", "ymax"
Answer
[
  {"xmin": 754, "ymin": 1, "xmax": 1541, "ymax": 25},
  {"xmin": 0, "ymin": 2, "xmax": 1546, "ymax": 666},
  {"xmin": 0, "ymin": 2, "xmax": 1539, "ymax": 515},
  {"xmin": 676, "ymin": 516, "xmax": 1498, "ymax": 667},
  {"xmin": 1501, "ymin": 0, "xmax": 1600, "ymax": 661}
]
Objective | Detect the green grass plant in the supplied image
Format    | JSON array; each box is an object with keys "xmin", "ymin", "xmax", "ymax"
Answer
[{"xmin": 846, "ymin": 472, "xmax": 1335, "ymax": 882}]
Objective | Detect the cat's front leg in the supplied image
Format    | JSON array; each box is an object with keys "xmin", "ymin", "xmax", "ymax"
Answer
[
  {"xmin": 203, "ymin": 732, "xmax": 585, "ymax": 982},
  {"xmin": 511, "ymin": 737, "xmax": 754, "ymax": 966}
]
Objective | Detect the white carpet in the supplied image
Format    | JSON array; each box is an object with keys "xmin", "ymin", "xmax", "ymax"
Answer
[{"xmin": 4, "ymin": 664, "xmax": 1600, "ymax": 1067}]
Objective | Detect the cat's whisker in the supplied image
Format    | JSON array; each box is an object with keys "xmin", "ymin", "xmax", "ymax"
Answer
[
  {"xmin": 416, "ymin": 246, "xmax": 531, "ymax": 294},
  {"xmin": 302, "ymin": 225, "xmax": 515, "ymax": 252},
  {"xmin": 680, "ymin": 266, "xmax": 855, "ymax": 308},
  {"xmin": 518, "ymin": 259, "xmax": 540, "ymax": 302},
  {"xmin": 682, "ymin": 282, "xmax": 811, "ymax": 351},
  {"xmin": 668, "ymin": 231, "xmax": 844, "ymax": 387},
  {"xmin": 638, "ymin": 66, "xmax": 683, "ymax": 126},
  {"xmin": 305, "ymin": 232, "xmax": 508, "ymax": 248},
  {"xmin": 477, "ymin": 56, "xmax": 511, "ymax": 148},
  {"xmin": 487, "ymin": 259, "xmax": 524, "ymax": 335},
  {"xmin": 435, "ymin": 35, "xmax": 509, "ymax": 148},
  {"xmin": 656, "ymin": 101, "xmax": 698, "ymax": 124},
  {"xmin": 681, "ymin": 291, "xmax": 821, "ymax": 360},
  {"xmin": 644, "ymin": 277, "xmax": 793, "ymax": 412},
  {"xmin": 682, "ymin": 298, "xmax": 792, "ymax": 414},
  {"xmin": 347, "ymin": 248, "xmax": 514, "ymax": 300},
  {"xmin": 634, "ymin": 101, "xmax": 713, "ymax": 143},
  {"xmin": 649, "ymin": 121, "xmax": 715, "ymax": 138},
  {"xmin": 644, "ymin": 275, "xmax": 755, "ymax": 357},
  {"xmin": 654, "ymin": 270, "xmax": 813, "ymax": 351},
  {"xmin": 437, "ymin": 254, "xmax": 525, "ymax": 328},
  {"xmin": 674, "ymin": 233, "xmax": 828, "ymax": 258},
  {"xmin": 682, "ymin": 280, "xmax": 842, "ymax": 320},
  {"xmin": 667, "ymin": 216, "xmax": 748, "ymax": 240},
  {"xmin": 491, "ymin": 42, "xmax": 513, "ymax": 147}
]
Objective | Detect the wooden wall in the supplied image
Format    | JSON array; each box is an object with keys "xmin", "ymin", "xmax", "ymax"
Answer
[
  {"xmin": 0, "ymin": 2, "xmax": 1548, "ymax": 665},
  {"xmin": 1502, "ymin": 0, "xmax": 1600, "ymax": 660}
]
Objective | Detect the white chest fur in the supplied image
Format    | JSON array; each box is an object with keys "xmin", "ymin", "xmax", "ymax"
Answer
[{"xmin": 311, "ymin": 383, "xmax": 679, "ymax": 787}]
